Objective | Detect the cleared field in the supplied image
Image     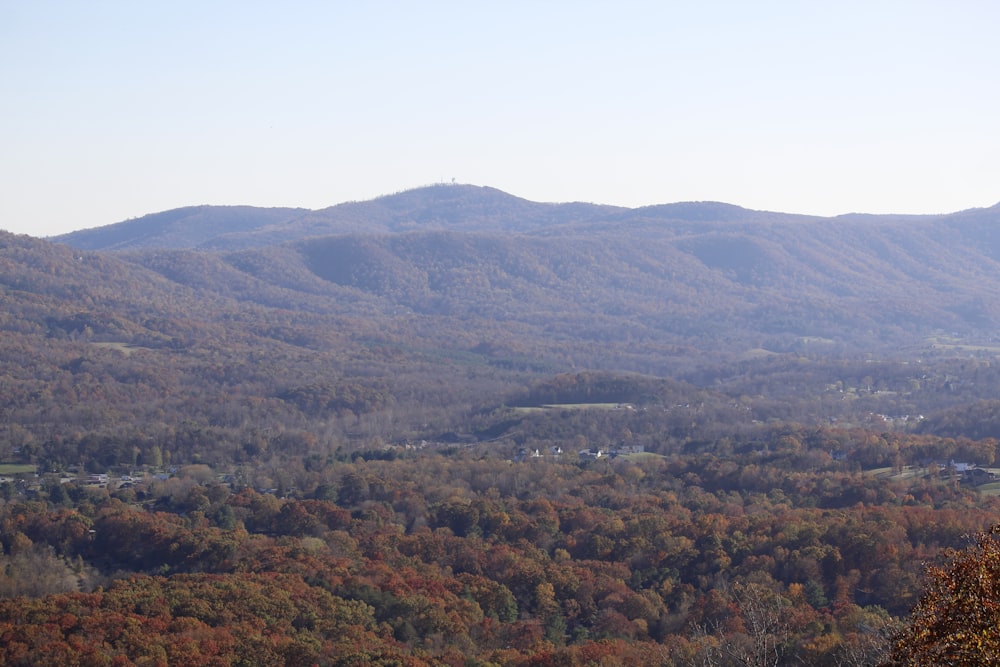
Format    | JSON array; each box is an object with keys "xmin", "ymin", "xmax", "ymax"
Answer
[
  {"xmin": 931, "ymin": 343, "xmax": 1000, "ymax": 354},
  {"xmin": 90, "ymin": 342, "xmax": 152, "ymax": 355},
  {"xmin": 865, "ymin": 466, "xmax": 939, "ymax": 482},
  {"xmin": 512, "ymin": 403, "xmax": 635, "ymax": 414},
  {"xmin": 926, "ymin": 336, "xmax": 1000, "ymax": 354},
  {"xmin": 0, "ymin": 464, "xmax": 37, "ymax": 475},
  {"xmin": 544, "ymin": 403, "xmax": 631, "ymax": 409},
  {"xmin": 618, "ymin": 451, "xmax": 665, "ymax": 462},
  {"xmin": 976, "ymin": 482, "xmax": 1000, "ymax": 496}
]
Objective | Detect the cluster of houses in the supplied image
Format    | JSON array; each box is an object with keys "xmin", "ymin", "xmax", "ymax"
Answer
[
  {"xmin": 512, "ymin": 443, "xmax": 646, "ymax": 463},
  {"xmin": 0, "ymin": 469, "xmax": 176, "ymax": 497},
  {"xmin": 871, "ymin": 413, "xmax": 925, "ymax": 427}
]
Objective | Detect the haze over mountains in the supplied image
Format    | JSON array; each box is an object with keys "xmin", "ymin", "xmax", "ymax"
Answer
[{"xmin": 41, "ymin": 184, "xmax": 1000, "ymax": 366}]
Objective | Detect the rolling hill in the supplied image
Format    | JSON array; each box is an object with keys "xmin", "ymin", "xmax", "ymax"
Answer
[
  {"xmin": 53, "ymin": 205, "xmax": 309, "ymax": 251},
  {"xmin": 43, "ymin": 185, "xmax": 1000, "ymax": 361},
  {"xmin": 56, "ymin": 184, "xmax": 826, "ymax": 251}
]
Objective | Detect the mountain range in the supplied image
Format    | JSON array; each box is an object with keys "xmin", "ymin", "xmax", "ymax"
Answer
[{"xmin": 0, "ymin": 183, "xmax": 993, "ymax": 374}]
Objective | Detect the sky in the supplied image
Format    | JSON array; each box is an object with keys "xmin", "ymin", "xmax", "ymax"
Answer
[{"xmin": 2, "ymin": 1, "xmax": 999, "ymax": 237}]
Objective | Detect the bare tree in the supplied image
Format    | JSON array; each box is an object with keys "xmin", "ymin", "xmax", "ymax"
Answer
[
  {"xmin": 835, "ymin": 629, "xmax": 894, "ymax": 667},
  {"xmin": 722, "ymin": 583, "xmax": 790, "ymax": 667}
]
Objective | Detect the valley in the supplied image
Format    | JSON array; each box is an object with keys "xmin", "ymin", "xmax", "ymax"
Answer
[{"xmin": 1, "ymin": 186, "xmax": 999, "ymax": 664}]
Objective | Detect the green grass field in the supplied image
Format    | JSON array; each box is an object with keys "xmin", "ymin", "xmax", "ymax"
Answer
[
  {"xmin": 926, "ymin": 336, "xmax": 1000, "ymax": 355},
  {"xmin": 0, "ymin": 464, "xmax": 37, "ymax": 475},
  {"xmin": 511, "ymin": 403, "xmax": 635, "ymax": 416},
  {"xmin": 546, "ymin": 402, "xmax": 629, "ymax": 409},
  {"xmin": 89, "ymin": 342, "xmax": 151, "ymax": 355}
]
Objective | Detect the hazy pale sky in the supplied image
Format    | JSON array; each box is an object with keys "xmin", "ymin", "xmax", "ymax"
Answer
[{"xmin": 2, "ymin": 1, "xmax": 999, "ymax": 236}]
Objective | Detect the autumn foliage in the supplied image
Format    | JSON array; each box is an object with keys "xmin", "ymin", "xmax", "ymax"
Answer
[
  {"xmin": 885, "ymin": 525, "xmax": 1000, "ymax": 666},
  {"xmin": 0, "ymin": 447, "xmax": 992, "ymax": 665},
  {"xmin": 5, "ymin": 222, "xmax": 1000, "ymax": 665}
]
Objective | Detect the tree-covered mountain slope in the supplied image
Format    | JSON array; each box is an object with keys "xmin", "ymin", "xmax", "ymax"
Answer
[
  {"xmin": 42, "ymin": 185, "xmax": 1000, "ymax": 360},
  {"xmin": 53, "ymin": 205, "xmax": 308, "ymax": 251}
]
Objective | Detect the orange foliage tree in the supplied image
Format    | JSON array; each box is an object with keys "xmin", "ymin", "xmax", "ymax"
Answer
[{"xmin": 885, "ymin": 525, "xmax": 1000, "ymax": 666}]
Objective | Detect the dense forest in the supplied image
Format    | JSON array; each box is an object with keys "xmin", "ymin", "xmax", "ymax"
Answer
[{"xmin": 3, "ymin": 185, "xmax": 1000, "ymax": 664}]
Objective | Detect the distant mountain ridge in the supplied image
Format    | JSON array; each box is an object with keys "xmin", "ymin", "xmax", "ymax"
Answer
[
  {"xmin": 53, "ymin": 184, "xmax": 1000, "ymax": 252},
  {"xmin": 32, "ymin": 184, "xmax": 1000, "ymax": 362},
  {"xmin": 39, "ymin": 186, "xmax": 800, "ymax": 250},
  {"xmin": 56, "ymin": 205, "xmax": 309, "ymax": 251},
  {"xmin": 56, "ymin": 185, "xmax": 622, "ymax": 250}
]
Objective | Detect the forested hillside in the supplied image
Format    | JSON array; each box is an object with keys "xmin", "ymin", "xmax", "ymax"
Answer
[
  {"xmin": 55, "ymin": 185, "xmax": 1000, "ymax": 360},
  {"xmin": 2, "ymin": 187, "xmax": 1000, "ymax": 664},
  {"xmin": 54, "ymin": 205, "xmax": 309, "ymax": 251}
]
